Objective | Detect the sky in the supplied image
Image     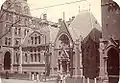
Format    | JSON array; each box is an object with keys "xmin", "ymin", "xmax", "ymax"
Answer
[
  {"xmin": 0, "ymin": 0, "xmax": 120, "ymax": 25},
  {"xmin": 28, "ymin": 0, "xmax": 102, "ymax": 24}
]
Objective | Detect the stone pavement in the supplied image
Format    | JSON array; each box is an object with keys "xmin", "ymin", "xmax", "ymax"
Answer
[
  {"xmin": 1, "ymin": 79, "xmax": 33, "ymax": 83},
  {"xmin": 1, "ymin": 78, "xmax": 57, "ymax": 83},
  {"xmin": 0, "ymin": 77, "xmax": 103, "ymax": 83}
]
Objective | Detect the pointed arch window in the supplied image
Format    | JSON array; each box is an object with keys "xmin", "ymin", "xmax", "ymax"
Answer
[
  {"xmin": 18, "ymin": 28, "xmax": 21, "ymax": 35},
  {"xmin": 34, "ymin": 54, "xmax": 37, "ymax": 62},
  {"xmin": 58, "ymin": 59, "xmax": 60, "ymax": 70},
  {"xmin": 31, "ymin": 37, "xmax": 33, "ymax": 44},
  {"xmin": 38, "ymin": 53, "xmax": 41, "ymax": 62},
  {"xmin": 35, "ymin": 34, "xmax": 37, "ymax": 44},
  {"xmin": 25, "ymin": 53, "xmax": 27, "ymax": 62},
  {"xmin": 5, "ymin": 37, "xmax": 7, "ymax": 45},
  {"xmin": 24, "ymin": 29, "xmax": 27, "ymax": 36},
  {"xmin": 35, "ymin": 36, "xmax": 37, "ymax": 44},
  {"xmin": 31, "ymin": 54, "xmax": 33, "ymax": 62},
  {"xmin": 24, "ymin": 18, "xmax": 28, "ymax": 26},
  {"xmin": 8, "ymin": 38, "xmax": 11, "ymax": 45},
  {"xmin": 38, "ymin": 36, "xmax": 41, "ymax": 44},
  {"xmin": 16, "ymin": 53, "xmax": 19, "ymax": 64}
]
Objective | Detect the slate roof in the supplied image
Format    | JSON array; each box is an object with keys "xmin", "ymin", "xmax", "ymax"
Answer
[
  {"xmin": 21, "ymin": 10, "xmax": 102, "ymax": 46},
  {"xmin": 82, "ymin": 28, "xmax": 102, "ymax": 44},
  {"xmin": 49, "ymin": 26, "xmax": 59, "ymax": 43},
  {"xmin": 68, "ymin": 10, "xmax": 101, "ymax": 41}
]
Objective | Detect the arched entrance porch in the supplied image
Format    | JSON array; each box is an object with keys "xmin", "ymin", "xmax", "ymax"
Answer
[
  {"xmin": 55, "ymin": 33, "xmax": 73, "ymax": 76},
  {"xmin": 107, "ymin": 47, "xmax": 119, "ymax": 83},
  {"xmin": 4, "ymin": 51, "xmax": 11, "ymax": 70}
]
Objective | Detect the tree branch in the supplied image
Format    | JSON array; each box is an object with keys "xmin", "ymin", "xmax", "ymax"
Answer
[
  {"xmin": 0, "ymin": 18, "xmax": 21, "ymax": 39},
  {"xmin": 0, "ymin": 0, "xmax": 17, "ymax": 20}
]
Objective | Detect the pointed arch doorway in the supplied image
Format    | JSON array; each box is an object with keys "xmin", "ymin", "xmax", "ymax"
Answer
[
  {"xmin": 4, "ymin": 51, "xmax": 11, "ymax": 70},
  {"xmin": 107, "ymin": 48, "xmax": 119, "ymax": 83},
  {"xmin": 56, "ymin": 33, "xmax": 73, "ymax": 75}
]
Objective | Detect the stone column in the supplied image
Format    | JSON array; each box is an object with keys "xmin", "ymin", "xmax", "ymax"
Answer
[
  {"xmin": 50, "ymin": 47, "xmax": 58, "ymax": 76},
  {"xmin": 32, "ymin": 73, "xmax": 34, "ymax": 80},
  {"xmin": 99, "ymin": 39, "xmax": 108, "ymax": 83},
  {"xmin": 29, "ymin": 72, "xmax": 31, "ymax": 80},
  {"xmin": 37, "ymin": 73, "xmax": 39, "ymax": 80},
  {"xmin": 119, "ymin": 52, "xmax": 120, "ymax": 79},
  {"xmin": 94, "ymin": 78, "xmax": 97, "ymax": 83},
  {"xmin": 87, "ymin": 77, "xmax": 90, "ymax": 83},
  {"xmin": 11, "ymin": 27, "xmax": 15, "ymax": 73},
  {"xmin": 60, "ymin": 60, "xmax": 63, "ymax": 74},
  {"xmin": 83, "ymin": 76, "xmax": 87, "ymax": 83},
  {"xmin": 74, "ymin": 42, "xmax": 81, "ymax": 78},
  {"xmin": 41, "ymin": 51, "xmax": 44, "ymax": 63},
  {"xmin": 19, "ymin": 46, "xmax": 22, "ymax": 73},
  {"xmin": 2, "ymin": 64, "xmax": 4, "ymax": 71}
]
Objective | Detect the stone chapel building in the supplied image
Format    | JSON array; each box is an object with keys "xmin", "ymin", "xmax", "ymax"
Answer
[{"xmin": 0, "ymin": 0, "xmax": 119, "ymax": 83}]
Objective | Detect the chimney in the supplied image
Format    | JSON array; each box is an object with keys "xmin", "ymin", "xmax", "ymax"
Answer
[
  {"xmin": 63, "ymin": 12, "xmax": 65, "ymax": 21},
  {"xmin": 58, "ymin": 18, "xmax": 62, "ymax": 24},
  {"xmin": 69, "ymin": 18, "xmax": 72, "ymax": 21},
  {"xmin": 72, "ymin": 16, "xmax": 75, "ymax": 21},
  {"xmin": 43, "ymin": 14, "xmax": 47, "ymax": 20}
]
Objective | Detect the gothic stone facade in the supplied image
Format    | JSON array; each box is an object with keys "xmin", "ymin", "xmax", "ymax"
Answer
[
  {"xmin": 99, "ymin": 0, "xmax": 120, "ymax": 83},
  {"xmin": 0, "ymin": 0, "xmax": 53, "ymax": 80},
  {"xmin": 0, "ymin": 0, "xmax": 119, "ymax": 83}
]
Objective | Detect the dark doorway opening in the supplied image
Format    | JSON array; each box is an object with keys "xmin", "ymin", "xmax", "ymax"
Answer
[
  {"xmin": 107, "ymin": 48, "xmax": 119, "ymax": 83},
  {"xmin": 62, "ymin": 60, "xmax": 67, "ymax": 73},
  {"xmin": 4, "ymin": 51, "xmax": 11, "ymax": 70}
]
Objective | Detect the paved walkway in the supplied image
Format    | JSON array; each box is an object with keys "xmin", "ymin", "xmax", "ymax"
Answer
[
  {"xmin": 1, "ymin": 78, "xmax": 57, "ymax": 83},
  {"xmin": 1, "ymin": 79, "xmax": 33, "ymax": 83}
]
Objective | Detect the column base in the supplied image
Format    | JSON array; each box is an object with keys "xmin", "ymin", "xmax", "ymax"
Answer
[
  {"xmin": 99, "ymin": 75, "xmax": 108, "ymax": 83},
  {"xmin": 19, "ymin": 65, "xmax": 22, "ymax": 73}
]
